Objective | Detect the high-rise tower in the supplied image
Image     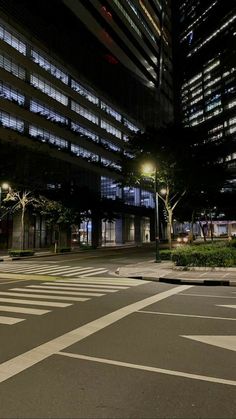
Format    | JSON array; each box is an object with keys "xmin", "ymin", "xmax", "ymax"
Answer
[
  {"xmin": 0, "ymin": 0, "xmax": 173, "ymax": 248},
  {"xmin": 174, "ymin": 0, "xmax": 236, "ymax": 171}
]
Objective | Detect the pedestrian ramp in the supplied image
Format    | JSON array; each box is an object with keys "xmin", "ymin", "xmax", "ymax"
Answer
[
  {"xmin": 0, "ymin": 262, "xmax": 108, "ymax": 277},
  {"xmin": 0, "ymin": 276, "xmax": 148, "ymax": 327}
]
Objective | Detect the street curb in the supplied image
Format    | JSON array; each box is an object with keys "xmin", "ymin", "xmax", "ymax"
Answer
[{"xmin": 125, "ymin": 275, "xmax": 236, "ymax": 286}]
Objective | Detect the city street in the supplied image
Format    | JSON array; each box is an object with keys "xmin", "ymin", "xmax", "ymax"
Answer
[{"xmin": 0, "ymin": 267, "xmax": 235, "ymax": 418}]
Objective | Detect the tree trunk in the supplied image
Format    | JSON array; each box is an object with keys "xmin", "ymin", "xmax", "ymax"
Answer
[
  {"xmin": 167, "ymin": 208, "xmax": 173, "ymax": 250},
  {"xmin": 199, "ymin": 220, "xmax": 206, "ymax": 242},
  {"xmin": 20, "ymin": 206, "xmax": 25, "ymax": 250},
  {"xmin": 190, "ymin": 210, "xmax": 195, "ymax": 244}
]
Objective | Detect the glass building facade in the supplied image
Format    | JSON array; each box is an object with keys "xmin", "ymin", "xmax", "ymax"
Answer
[
  {"xmin": 175, "ymin": 0, "xmax": 236, "ymax": 169},
  {"xmin": 0, "ymin": 0, "xmax": 173, "ymax": 248}
]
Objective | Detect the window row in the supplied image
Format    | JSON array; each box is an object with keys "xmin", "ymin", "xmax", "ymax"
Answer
[
  {"xmin": 0, "ymin": 20, "xmax": 142, "ymax": 136},
  {"xmin": 0, "ymin": 81, "xmax": 25, "ymax": 105}
]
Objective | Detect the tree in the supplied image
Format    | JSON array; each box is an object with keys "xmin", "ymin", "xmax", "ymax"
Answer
[
  {"xmin": 3, "ymin": 190, "xmax": 39, "ymax": 250},
  {"xmin": 126, "ymin": 123, "xmax": 229, "ymax": 248}
]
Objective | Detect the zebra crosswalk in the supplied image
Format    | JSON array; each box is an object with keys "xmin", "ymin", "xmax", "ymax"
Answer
[
  {"xmin": 0, "ymin": 262, "xmax": 108, "ymax": 277},
  {"xmin": 0, "ymin": 276, "xmax": 148, "ymax": 327}
]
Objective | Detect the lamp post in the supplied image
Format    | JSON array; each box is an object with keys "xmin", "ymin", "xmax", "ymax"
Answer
[
  {"xmin": 0, "ymin": 182, "xmax": 10, "ymax": 206},
  {"xmin": 142, "ymin": 164, "xmax": 161, "ymax": 263}
]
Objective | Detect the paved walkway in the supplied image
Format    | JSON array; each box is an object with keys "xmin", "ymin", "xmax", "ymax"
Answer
[{"xmin": 116, "ymin": 260, "xmax": 236, "ymax": 286}]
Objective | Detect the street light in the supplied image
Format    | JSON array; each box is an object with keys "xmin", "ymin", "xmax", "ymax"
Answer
[
  {"xmin": 0, "ymin": 182, "xmax": 10, "ymax": 206},
  {"xmin": 142, "ymin": 164, "xmax": 161, "ymax": 263}
]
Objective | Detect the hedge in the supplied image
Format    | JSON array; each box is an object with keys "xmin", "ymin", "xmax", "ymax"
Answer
[
  {"xmin": 171, "ymin": 245, "xmax": 236, "ymax": 267},
  {"xmin": 9, "ymin": 250, "xmax": 35, "ymax": 257}
]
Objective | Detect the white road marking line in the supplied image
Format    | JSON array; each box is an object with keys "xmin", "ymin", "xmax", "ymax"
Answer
[
  {"xmin": 0, "ymin": 292, "xmax": 89, "ymax": 302},
  {"xmin": 55, "ymin": 282, "xmax": 128, "ymax": 289},
  {"xmin": 25, "ymin": 285, "xmax": 104, "ymax": 296},
  {"xmin": 41, "ymin": 284, "xmax": 117, "ymax": 293},
  {"xmin": 179, "ymin": 294, "xmax": 236, "ymax": 299},
  {"xmin": 11, "ymin": 288, "xmax": 92, "ymax": 297},
  {"xmin": 56, "ymin": 278, "xmax": 144, "ymax": 286},
  {"xmin": 217, "ymin": 305, "xmax": 236, "ymax": 309},
  {"xmin": 0, "ymin": 305, "xmax": 50, "ymax": 315},
  {"xmin": 0, "ymin": 297, "xmax": 71, "ymax": 307},
  {"xmin": 0, "ymin": 285, "xmax": 191, "ymax": 384},
  {"xmin": 0, "ymin": 265, "xmax": 53, "ymax": 272},
  {"xmin": 139, "ymin": 310, "xmax": 236, "ymax": 321},
  {"xmin": 182, "ymin": 335, "xmax": 236, "ymax": 352},
  {"xmin": 56, "ymin": 352, "xmax": 236, "ymax": 387},
  {"xmin": 50, "ymin": 267, "xmax": 94, "ymax": 276},
  {"xmin": 64, "ymin": 268, "xmax": 108, "ymax": 277},
  {"xmin": 77, "ymin": 270, "xmax": 109, "ymax": 277},
  {"xmin": 18, "ymin": 288, "xmax": 119, "ymax": 295},
  {"xmin": 0, "ymin": 316, "xmax": 24, "ymax": 325}
]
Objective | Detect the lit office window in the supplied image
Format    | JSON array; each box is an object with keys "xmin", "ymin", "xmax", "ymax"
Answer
[
  {"xmin": 126, "ymin": 0, "xmax": 156, "ymax": 42},
  {"xmin": 71, "ymin": 144, "xmax": 99, "ymax": 161},
  {"xmin": 71, "ymin": 100, "xmax": 99, "ymax": 125},
  {"xmin": 31, "ymin": 50, "xmax": 68, "ymax": 84},
  {"xmin": 0, "ymin": 111, "xmax": 24, "ymax": 132},
  {"xmin": 30, "ymin": 74, "xmax": 68, "ymax": 106},
  {"xmin": 71, "ymin": 122, "xmax": 99, "ymax": 142},
  {"xmin": 0, "ymin": 24, "xmax": 26, "ymax": 55},
  {"xmin": 0, "ymin": 53, "xmax": 25, "ymax": 79},
  {"xmin": 29, "ymin": 125, "xmax": 68, "ymax": 148},
  {"xmin": 30, "ymin": 100, "xmax": 68, "ymax": 125},
  {"xmin": 123, "ymin": 186, "xmax": 140, "ymax": 206},
  {"xmin": 101, "ymin": 119, "xmax": 122, "ymax": 139},
  {"xmin": 0, "ymin": 82, "xmax": 25, "ymax": 105},
  {"xmin": 101, "ymin": 157, "xmax": 122, "ymax": 171},
  {"xmin": 123, "ymin": 118, "xmax": 139, "ymax": 132},
  {"xmin": 101, "ymin": 176, "xmax": 122, "ymax": 199},
  {"xmin": 227, "ymin": 100, "xmax": 236, "ymax": 109},
  {"xmin": 141, "ymin": 190, "xmax": 154, "ymax": 208},
  {"xmin": 101, "ymin": 138, "xmax": 121, "ymax": 152},
  {"xmin": 113, "ymin": 0, "xmax": 142, "ymax": 37},
  {"xmin": 101, "ymin": 101, "xmax": 122, "ymax": 122},
  {"xmin": 71, "ymin": 80, "xmax": 99, "ymax": 106}
]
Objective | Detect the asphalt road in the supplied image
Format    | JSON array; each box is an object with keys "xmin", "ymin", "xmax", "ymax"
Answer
[
  {"xmin": 0, "ymin": 247, "xmax": 156, "ymax": 278},
  {"xmin": 0, "ymin": 271, "xmax": 235, "ymax": 419}
]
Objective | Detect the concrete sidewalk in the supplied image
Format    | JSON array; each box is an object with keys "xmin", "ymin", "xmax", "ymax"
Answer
[{"xmin": 116, "ymin": 260, "xmax": 236, "ymax": 286}]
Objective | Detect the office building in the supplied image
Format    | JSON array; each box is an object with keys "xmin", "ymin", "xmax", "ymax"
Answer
[
  {"xmin": 173, "ymin": 0, "xmax": 236, "ymax": 236},
  {"xmin": 0, "ymin": 0, "xmax": 173, "ymax": 248},
  {"xmin": 175, "ymin": 0, "xmax": 236, "ymax": 167}
]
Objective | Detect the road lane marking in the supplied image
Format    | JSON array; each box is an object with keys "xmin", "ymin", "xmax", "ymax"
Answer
[
  {"xmin": 55, "ymin": 282, "xmax": 128, "ymax": 289},
  {"xmin": 179, "ymin": 294, "xmax": 236, "ymax": 299},
  {"xmin": 78, "ymin": 270, "xmax": 109, "ymax": 277},
  {"xmin": 182, "ymin": 335, "xmax": 236, "ymax": 352},
  {"xmin": 64, "ymin": 268, "xmax": 108, "ymax": 277},
  {"xmin": 0, "ymin": 285, "xmax": 191, "ymax": 383},
  {"xmin": 37, "ymin": 284, "xmax": 117, "ymax": 293},
  {"xmin": 25, "ymin": 285, "xmax": 104, "ymax": 296},
  {"xmin": 54, "ymin": 278, "xmax": 145, "ymax": 286},
  {"xmin": 0, "ymin": 297, "xmax": 71, "ymax": 307},
  {"xmin": 18, "ymin": 288, "xmax": 119, "ymax": 295},
  {"xmin": 11, "ymin": 288, "xmax": 92, "ymax": 297},
  {"xmin": 0, "ymin": 305, "xmax": 50, "ymax": 315},
  {"xmin": 56, "ymin": 352, "xmax": 236, "ymax": 387},
  {"xmin": 0, "ymin": 316, "xmax": 24, "ymax": 325},
  {"xmin": 138, "ymin": 310, "xmax": 236, "ymax": 321},
  {"xmin": 0, "ymin": 292, "xmax": 89, "ymax": 302},
  {"xmin": 217, "ymin": 305, "xmax": 236, "ymax": 309}
]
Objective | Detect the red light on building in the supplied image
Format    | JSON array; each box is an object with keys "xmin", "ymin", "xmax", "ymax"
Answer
[
  {"xmin": 104, "ymin": 54, "xmax": 118, "ymax": 64},
  {"xmin": 101, "ymin": 5, "xmax": 113, "ymax": 19}
]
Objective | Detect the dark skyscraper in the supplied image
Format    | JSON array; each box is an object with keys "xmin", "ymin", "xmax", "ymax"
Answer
[
  {"xmin": 174, "ymin": 0, "xmax": 236, "ymax": 170},
  {"xmin": 0, "ymin": 0, "xmax": 173, "ymax": 248}
]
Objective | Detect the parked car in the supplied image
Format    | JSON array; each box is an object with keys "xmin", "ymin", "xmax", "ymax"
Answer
[{"xmin": 176, "ymin": 232, "xmax": 189, "ymax": 243}]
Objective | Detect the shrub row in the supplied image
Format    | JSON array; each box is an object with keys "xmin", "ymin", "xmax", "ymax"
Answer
[
  {"xmin": 9, "ymin": 250, "xmax": 35, "ymax": 257},
  {"xmin": 171, "ymin": 245, "xmax": 236, "ymax": 267}
]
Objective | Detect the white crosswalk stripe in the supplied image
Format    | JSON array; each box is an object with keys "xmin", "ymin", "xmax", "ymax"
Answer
[
  {"xmin": 0, "ymin": 262, "xmax": 108, "ymax": 277},
  {"xmin": 0, "ymin": 316, "xmax": 24, "ymax": 325},
  {"xmin": 0, "ymin": 291, "xmax": 89, "ymax": 302},
  {"xmin": 0, "ymin": 275, "xmax": 146, "ymax": 327}
]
